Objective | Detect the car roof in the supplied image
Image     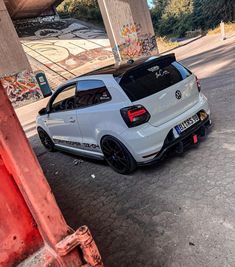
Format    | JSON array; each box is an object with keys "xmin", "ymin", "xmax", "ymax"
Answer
[{"xmin": 80, "ymin": 53, "xmax": 176, "ymax": 78}]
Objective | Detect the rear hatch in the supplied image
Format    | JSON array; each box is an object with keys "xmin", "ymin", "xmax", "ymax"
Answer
[{"xmin": 119, "ymin": 55, "xmax": 199, "ymax": 127}]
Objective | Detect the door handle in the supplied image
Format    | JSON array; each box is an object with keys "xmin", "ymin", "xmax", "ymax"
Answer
[{"xmin": 69, "ymin": 118, "xmax": 76, "ymax": 123}]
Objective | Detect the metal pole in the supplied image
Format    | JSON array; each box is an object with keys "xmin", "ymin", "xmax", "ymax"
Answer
[{"xmin": 220, "ymin": 21, "xmax": 226, "ymax": 40}]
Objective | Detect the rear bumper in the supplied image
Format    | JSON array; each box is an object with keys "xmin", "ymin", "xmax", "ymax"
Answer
[
  {"xmin": 138, "ymin": 115, "xmax": 212, "ymax": 166},
  {"xmin": 120, "ymin": 93, "xmax": 210, "ymax": 162}
]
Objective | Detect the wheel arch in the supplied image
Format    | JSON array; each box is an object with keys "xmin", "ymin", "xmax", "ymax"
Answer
[
  {"xmin": 99, "ymin": 133, "xmax": 137, "ymax": 174},
  {"xmin": 98, "ymin": 131, "xmax": 136, "ymax": 159},
  {"xmin": 36, "ymin": 117, "xmax": 52, "ymax": 139},
  {"xmin": 37, "ymin": 125, "xmax": 51, "ymax": 138}
]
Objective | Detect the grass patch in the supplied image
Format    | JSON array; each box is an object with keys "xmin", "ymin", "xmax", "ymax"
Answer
[
  {"xmin": 157, "ymin": 37, "xmax": 179, "ymax": 53},
  {"xmin": 208, "ymin": 23, "xmax": 235, "ymax": 35}
]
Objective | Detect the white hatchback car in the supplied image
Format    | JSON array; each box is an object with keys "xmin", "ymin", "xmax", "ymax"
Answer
[{"xmin": 37, "ymin": 54, "xmax": 211, "ymax": 174}]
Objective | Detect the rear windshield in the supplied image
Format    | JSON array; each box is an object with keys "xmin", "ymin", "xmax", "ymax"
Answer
[{"xmin": 119, "ymin": 60, "xmax": 192, "ymax": 101}]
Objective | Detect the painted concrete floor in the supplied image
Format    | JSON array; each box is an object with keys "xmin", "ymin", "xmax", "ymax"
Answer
[
  {"xmin": 20, "ymin": 19, "xmax": 114, "ymax": 82},
  {"xmin": 25, "ymin": 34, "xmax": 235, "ymax": 266}
]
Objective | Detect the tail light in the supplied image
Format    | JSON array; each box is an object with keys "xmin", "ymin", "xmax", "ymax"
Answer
[
  {"xmin": 196, "ymin": 76, "xmax": 201, "ymax": 92},
  {"xmin": 120, "ymin": 105, "xmax": 150, "ymax": 128}
]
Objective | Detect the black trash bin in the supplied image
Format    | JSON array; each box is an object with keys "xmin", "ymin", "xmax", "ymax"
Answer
[{"xmin": 35, "ymin": 72, "xmax": 52, "ymax": 98}]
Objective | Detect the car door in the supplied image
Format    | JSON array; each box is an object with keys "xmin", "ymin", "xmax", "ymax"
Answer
[
  {"xmin": 75, "ymin": 80, "xmax": 112, "ymax": 152},
  {"xmin": 45, "ymin": 83, "xmax": 83, "ymax": 149}
]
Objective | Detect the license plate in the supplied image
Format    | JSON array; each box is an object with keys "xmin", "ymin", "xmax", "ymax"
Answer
[{"xmin": 175, "ymin": 114, "xmax": 199, "ymax": 134}]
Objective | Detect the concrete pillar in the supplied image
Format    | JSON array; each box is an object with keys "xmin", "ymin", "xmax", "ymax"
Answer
[
  {"xmin": 0, "ymin": 0, "xmax": 30, "ymax": 77},
  {"xmin": 98, "ymin": 0, "xmax": 158, "ymax": 63},
  {"xmin": 0, "ymin": 0, "xmax": 42, "ymax": 107}
]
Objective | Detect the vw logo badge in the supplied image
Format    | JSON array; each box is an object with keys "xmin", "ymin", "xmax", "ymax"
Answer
[{"xmin": 175, "ymin": 90, "xmax": 182, "ymax": 100}]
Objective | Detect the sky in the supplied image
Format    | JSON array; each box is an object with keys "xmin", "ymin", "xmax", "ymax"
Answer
[
  {"xmin": 148, "ymin": 0, "xmax": 154, "ymax": 8},
  {"xmin": 147, "ymin": 0, "xmax": 153, "ymax": 7}
]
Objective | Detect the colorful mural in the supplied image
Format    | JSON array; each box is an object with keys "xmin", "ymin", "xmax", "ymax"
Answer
[
  {"xmin": 1, "ymin": 70, "xmax": 42, "ymax": 107},
  {"xmin": 113, "ymin": 23, "xmax": 157, "ymax": 62}
]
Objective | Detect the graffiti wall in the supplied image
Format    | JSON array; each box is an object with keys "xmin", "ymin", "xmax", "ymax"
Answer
[
  {"xmin": 113, "ymin": 23, "xmax": 157, "ymax": 62},
  {"xmin": 1, "ymin": 70, "xmax": 43, "ymax": 108},
  {"xmin": 98, "ymin": 0, "xmax": 158, "ymax": 63}
]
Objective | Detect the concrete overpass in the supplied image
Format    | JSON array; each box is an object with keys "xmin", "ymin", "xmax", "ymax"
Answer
[
  {"xmin": 3, "ymin": 0, "xmax": 235, "ymax": 20},
  {"xmin": 3, "ymin": 0, "xmax": 62, "ymax": 19}
]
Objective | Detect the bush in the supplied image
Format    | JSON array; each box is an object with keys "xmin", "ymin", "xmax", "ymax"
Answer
[
  {"xmin": 57, "ymin": 0, "xmax": 73, "ymax": 15},
  {"xmin": 57, "ymin": 0, "xmax": 102, "ymax": 23}
]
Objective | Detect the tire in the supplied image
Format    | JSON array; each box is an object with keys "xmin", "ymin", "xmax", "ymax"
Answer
[
  {"xmin": 101, "ymin": 136, "xmax": 137, "ymax": 174},
  {"xmin": 37, "ymin": 127, "xmax": 55, "ymax": 152}
]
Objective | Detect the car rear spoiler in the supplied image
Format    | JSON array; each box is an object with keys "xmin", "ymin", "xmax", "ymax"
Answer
[{"xmin": 119, "ymin": 53, "xmax": 176, "ymax": 81}]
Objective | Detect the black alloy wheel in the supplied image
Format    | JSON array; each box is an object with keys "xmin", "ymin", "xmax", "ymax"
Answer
[
  {"xmin": 37, "ymin": 127, "xmax": 55, "ymax": 152},
  {"xmin": 101, "ymin": 136, "xmax": 137, "ymax": 174}
]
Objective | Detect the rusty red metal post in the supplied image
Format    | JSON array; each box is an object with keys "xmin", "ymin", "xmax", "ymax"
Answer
[
  {"xmin": 56, "ymin": 226, "xmax": 104, "ymax": 267},
  {"xmin": 0, "ymin": 81, "xmax": 83, "ymax": 266},
  {"xmin": 0, "ymin": 1, "xmax": 104, "ymax": 264}
]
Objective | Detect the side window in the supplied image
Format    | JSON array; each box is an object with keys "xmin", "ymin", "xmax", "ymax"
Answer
[
  {"xmin": 75, "ymin": 80, "xmax": 111, "ymax": 108},
  {"xmin": 51, "ymin": 84, "xmax": 76, "ymax": 112}
]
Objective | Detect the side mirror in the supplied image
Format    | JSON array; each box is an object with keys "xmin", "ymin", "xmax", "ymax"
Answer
[{"xmin": 39, "ymin": 107, "xmax": 50, "ymax": 116}]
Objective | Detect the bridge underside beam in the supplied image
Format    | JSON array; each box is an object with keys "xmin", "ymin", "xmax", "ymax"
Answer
[{"xmin": 3, "ymin": 0, "xmax": 61, "ymax": 19}]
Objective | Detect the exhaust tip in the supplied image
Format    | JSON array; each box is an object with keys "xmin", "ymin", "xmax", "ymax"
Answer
[{"xmin": 175, "ymin": 141, "xmax": 184, "ymax": 154}]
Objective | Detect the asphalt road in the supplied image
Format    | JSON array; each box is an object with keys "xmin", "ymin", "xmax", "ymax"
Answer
[{"xmin": 28, "ymin": 34, "xmax": 235, "ymax": 267}]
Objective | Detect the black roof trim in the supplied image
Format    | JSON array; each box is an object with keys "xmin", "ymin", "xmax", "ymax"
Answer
[{"xmin": 81, "ymin": 54, "xmax": 176, "ymax": 78}]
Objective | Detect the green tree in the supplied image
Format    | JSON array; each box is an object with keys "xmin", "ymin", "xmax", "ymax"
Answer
[
  {"xmin": 154, "ymin": 0, "xmax": 194, "ymax": 37},
  {"xmin": 150, "ymin": 0, "xmax": 169, "ymax": 34},
  {"xmin": 151, "ymin": 0, "xmax": 234, "ymax": 37},
  {"xmin": 57, "ymin": 0, "xmax": 102, "ymax": 22},
  {"xmin": 193, "ymin": 0, "xmax": 234, "ymax": 30}
]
